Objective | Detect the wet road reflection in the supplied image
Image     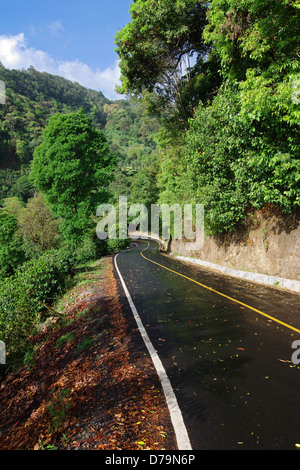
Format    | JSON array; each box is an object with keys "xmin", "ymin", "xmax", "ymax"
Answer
[{"xmin": 116, "ymin": 240, "xmax": 300, "ymax": 450}]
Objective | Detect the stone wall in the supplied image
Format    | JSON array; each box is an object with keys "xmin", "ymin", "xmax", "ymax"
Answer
[{"xmin": 169, "ymin": 207, "xmax": 300, "ymax": 281}]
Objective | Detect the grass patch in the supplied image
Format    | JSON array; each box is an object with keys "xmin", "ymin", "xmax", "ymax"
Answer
[
  {"xmin": 77, "ymin": 335, "xmax": 94, "ymax": 353},
  {"xmin": 47, "ymin": 389, "xmax": 72, "ymax": 432},
  {"xmin": 55, "ymin": 332, "xmax": 75, "ymax": 349}
]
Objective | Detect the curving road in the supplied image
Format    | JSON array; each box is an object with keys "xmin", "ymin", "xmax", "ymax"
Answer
[{"xmin": 114, "ymin": 239, "xmax": 300, "ymax": 450}]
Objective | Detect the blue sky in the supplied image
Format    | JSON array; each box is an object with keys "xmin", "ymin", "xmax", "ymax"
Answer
[{"xmin": 0, "ymin": 1, "xmax": 132, "ymax": 99}]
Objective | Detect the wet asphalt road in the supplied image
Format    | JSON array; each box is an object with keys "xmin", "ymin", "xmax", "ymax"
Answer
[{"xmin": 115, "ymin": 240, "xmax": 300, "ymax": 450}]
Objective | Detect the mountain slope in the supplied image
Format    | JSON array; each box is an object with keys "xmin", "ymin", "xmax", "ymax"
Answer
[{"xmin": 0, "ymin": 64, "xmax": 159, "ymax": 205}]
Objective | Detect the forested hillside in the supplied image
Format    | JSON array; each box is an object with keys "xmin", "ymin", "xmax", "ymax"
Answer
[
  {"xmin": 0, "ymin": 0, "xmax": 299, "ymax": 371},
  {"xmin": 0, "ymin": 63, "xmax": 159, "ymax": 206},
  {"xmin": 0, "ymin": 64, "xmax": 159, "ymax": 366}
]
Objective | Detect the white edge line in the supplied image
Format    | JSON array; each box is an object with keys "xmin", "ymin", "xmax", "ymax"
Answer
[{"xmin": 114, "ymin": 250, "xmax": 192, "ymax": 451}]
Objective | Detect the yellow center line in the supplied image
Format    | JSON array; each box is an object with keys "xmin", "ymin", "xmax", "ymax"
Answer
[{"xmin": 139, "ymin": 240, "xmax": 300, "ymax": 335}]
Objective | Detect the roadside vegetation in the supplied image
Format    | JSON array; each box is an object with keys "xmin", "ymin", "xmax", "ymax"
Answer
[
  {"xmin": 0, "ymin": 110, "xmax": 129, "ymax": 375},
  {"xmin": 0, "ymin": 0, "xmax": 299, "ymax": 444},
  {"xmin": 0, "ymin": 257, "xmax": 175, "ymax": 450},
  {"xmin": 116, "ymin": 0, "xmax": 299, "ymax": 235}
]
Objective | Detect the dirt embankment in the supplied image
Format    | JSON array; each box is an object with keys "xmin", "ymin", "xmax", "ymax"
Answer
[
  {"xmin": 170, "ymin": 207, "xmax": 300, "ymax": 281},
  {"xmin": 0, "ymin": 256, "xmax": 177, "ymax": 451}
]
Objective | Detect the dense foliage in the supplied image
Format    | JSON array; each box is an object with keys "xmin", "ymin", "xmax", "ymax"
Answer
[
  {"xmin": 0, "ymin": 0, "xmax": 299, "ymax": 368},
  {"xmin": 104, "ymin": 99, "xmax": 161, "ymax": 205},
  {"xmin": 184, "ymin": 80, "xmax": 300, "ymax": 233},
  {"xmin": 0, "ymin": 64, "xmax": 159, "ymax": 206},
  {"xmin": 116, "ymin": 0, "xmax": 220, "ymax": 132},
  {"xmin": 116, "ymin": 0, "xmax": 300, "ymax": 234},
  {"xmin": 0, "ymin": 210, "xmax": 26, "ymax": 278},
  {"xmin": 31, "ymin": 110, "xmax": 114, "ymax": 242},
  {"xmin": 0, "ymin": 248, "xmax": 77, "ymax": 358},
  {"xmin": 0, "ymin": 68, "xmax": 137, "ymax": 366}
]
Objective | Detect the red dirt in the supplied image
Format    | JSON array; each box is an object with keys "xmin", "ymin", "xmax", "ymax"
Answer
[{"xmin": 0, "ymin": 256, "xmax": 177, "ymax": 451}]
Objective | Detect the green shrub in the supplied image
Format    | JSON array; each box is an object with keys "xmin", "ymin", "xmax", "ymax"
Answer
[
  {"xmin": 106, "ymin": 237, "xmax": 130, "ymax": 253},
  {"xmin": 55, "ymin": 333, "xmax": 75, "ymax": 349},
  {"xmin": 0, "ymin": 231, "xmax": 129, "ymax": 365},
  {"xmin": 0, "ymin": 248, "xmax": 77, "ymax": 358},
  {"xmin": 73, "ymin": 234, "xmax": 108, "ymax": 265},
  {"xmin": 0, "ymin": 211, "xmax": 27, "ymax": 278},
  {"xmin": 184, "ymin": 81, "xmax": 300, "ymax": 235}
]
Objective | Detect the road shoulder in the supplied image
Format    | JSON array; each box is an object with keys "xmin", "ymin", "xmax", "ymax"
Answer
[{"xmin": 0, "ymin": 256, "xmax": 177, "ymax": 451}]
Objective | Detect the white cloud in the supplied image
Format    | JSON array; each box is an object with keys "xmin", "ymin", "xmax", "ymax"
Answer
[{"xmin": 0, "ymin": 33, "xmax": 123, "ymax": 100}]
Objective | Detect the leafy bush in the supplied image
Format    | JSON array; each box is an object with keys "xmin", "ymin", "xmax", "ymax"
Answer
[
  {"xmin": 184, "ymin": 81, "xmax": 300, "ymax": 235},
  {"xmin": 0, "ymin": 212, "xmax": 27, "ymax": 278},
  {"xmin": 72, "ymin": 234, "xmax": 108, "ymax": 265},
  {"xmin": 0, "ymin": 232, "xmax": 130, "ymax": 363},
  {"xmin": 0, "ymin": 248, "xmax": 77, "ymax": 358},
  {"xmin": 183, "ymin": 83, "xmax": 249, "ymax": 234},
  {"xmin": 106, "ymin": 237, "xmax": 131, "ymax": 253}
]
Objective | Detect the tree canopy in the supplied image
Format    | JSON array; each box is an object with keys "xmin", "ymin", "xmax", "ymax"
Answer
[
  {"xmin": 31, "ymin": 110, "xmax": 114, "ymax": 242},
  {"xmin": 116, "ymin": 0, "xmax": 300, "ymax": 235},
  {"xmin": 115, "ymin": 0, "xmax": 212, "ymax": 129},
  {"xmin": 116, "ymin": 0, "xmax": 208, "ymax": 94}
]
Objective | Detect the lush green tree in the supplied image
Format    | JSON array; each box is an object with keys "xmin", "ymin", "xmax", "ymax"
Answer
[
  {"xmin": 0, "ymin": 211, "xmax": 26, "ymax": 278},
  {"xmin": 2, "ymin": 196, "xmax": 24, "ymax": 217},
  {"xmin": 0, "ymin": 64, "xmax": 110, "ymax": 178},
  {"xmin": 116, "ymin": 0, "xmax": 208, "ymax": 93},
  {"xmin": 204, "ymin": 0, "xmax": 300, "ymax": 80},
  {"xmin": 31, "ymin": 110, "xmax": 115, "ymax": 242},
  {"xmin": 0, "ymin": 169, "xmax": 35, "ymax": 205},
  {"xmin": 155, "ymin": 0, "xmax": 299, "ymax": 235},
  {"xmin": 204, "ymin": 0, "xmax": 300, "ymax": 131},
  {"xmin": 182, "ymin": 83, "xmax": 248, "ymax": 233},
  {"xmin": 183, "ymin": 80, "xmax": 300, "ymax": 235},
  {"xmin": 129, "ymin": 151, "xmax": 160, "ymax": 210},
  {"xmin": 115, "ymin": 0, "xmax": 211, "ymax": 128},
  {"xmin": 0, "ymin": 65, "xmax": 161, "ymax": 210}
]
